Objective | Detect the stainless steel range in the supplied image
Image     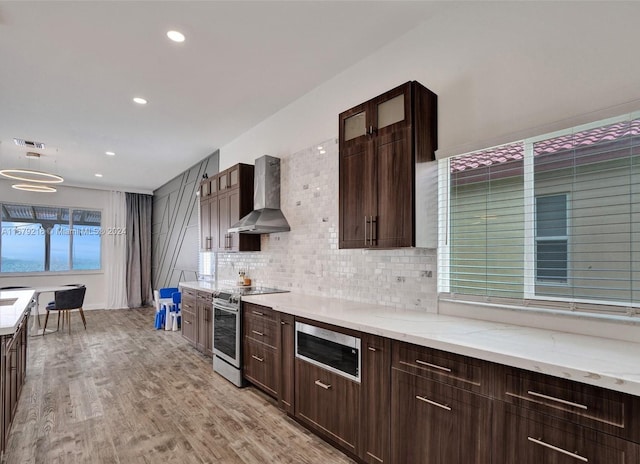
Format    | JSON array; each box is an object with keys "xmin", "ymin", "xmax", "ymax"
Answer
[{"xmin": 212, "ymin": 286, "xmax": 288, "ymax": 386}]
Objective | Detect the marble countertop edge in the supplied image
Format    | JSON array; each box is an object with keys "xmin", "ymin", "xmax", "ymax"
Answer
[{"xmin": 241, "ymin": 292, "xmax": 640, "ymax": 396}]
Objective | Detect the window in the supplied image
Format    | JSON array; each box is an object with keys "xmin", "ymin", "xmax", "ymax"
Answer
[
  {"xmin": 535, "ymin": 194, "xmax": 568, "ymax": 283},
  {"xmin": 0, "ymin": 204, "xmax": 102, "ymax": 273},
  {"xmin": 439, "ymin": 113, "xmax": 640, "ymax": 315}
]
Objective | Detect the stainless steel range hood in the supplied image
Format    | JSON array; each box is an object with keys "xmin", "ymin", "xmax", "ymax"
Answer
[{"xmin": 228, "ymin": 155, "xmax": 290, "ymax": 234}]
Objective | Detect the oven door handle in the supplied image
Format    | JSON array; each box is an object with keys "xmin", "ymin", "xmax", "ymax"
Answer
[{"xmin": 213, "ymin": 303, "xmax": 239, "ymax": 313}]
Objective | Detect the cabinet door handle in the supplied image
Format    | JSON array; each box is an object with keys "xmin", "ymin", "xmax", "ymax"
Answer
[
  {"xmin": 368, "ymin": 346, "xmax": 377, "ymax": 352},
  {"xmin": 206, "ymin": 237, "xmax": 211, "ymax": 250},
  {"xmin": 416, "ymin": 395, "xmax": 451, "ymax": 411},
  {"xmin": 314, "ymin": 380, "xmax": 332, "ymax": 390},
  {"xmin": 185, "ymin": 320, "xmax": 192, "ymax": 325},
  {"xmin": 253, "ymin": 311, "xmax": 264, "ymax": 316},
  {"xmin": 527, "ymin": 437, "xmax": 588, "ymax": 462},
  {"xmin": 281, "ymin": 321, "xmax": 287, "ymax": 325},
  {"xmin": 371, "ymin": 216, "xmax": 377, "ymax": 244},
  {"xmin": 415, "ymin": 359, "xmax": 452, "ymax": 372},
  {"xmin": 251, "ymin": 355, "xmax": 264, "ymax": 362},
  {"xmin": 364, "ymin": 216, "xmax": 368, "ymax": 246},
  {"xmin": 251, "ymin": 330, "xmax": 264, "ymax": 337},
  {"xmin": 526, "ymin": 390, "xmax": 588, "ymax": 410}
]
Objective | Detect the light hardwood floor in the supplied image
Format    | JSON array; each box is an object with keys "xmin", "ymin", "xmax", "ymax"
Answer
[{"xmin": 3, "ymin": 308, "xmax": 355, "ymax": 464}]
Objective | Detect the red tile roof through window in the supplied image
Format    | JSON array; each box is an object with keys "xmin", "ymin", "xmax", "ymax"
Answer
[{"xmin": 450, "ymin": 119, "xmax": 640, "ymax": 173}]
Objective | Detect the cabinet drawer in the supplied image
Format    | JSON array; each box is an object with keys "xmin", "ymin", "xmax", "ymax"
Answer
[
  {"xmin": 243, "ymin": 339, "xmax": 278, "ymax": 398},
  {"xmin": 196, "ymin": 290, "xmax": 213, "ymax": 303},
  {"xmin": 493, "ymin": 401, "xmax": 640, "ymax": 464},
  {"xmin": 243, "ymin": 303, "xmax": 276, "ymax": 322},
  {"xmin": 181, "ymin": 297, "xmax": 195, "ymax": 312},
  {"xmin": 181, "ymin": 309, "xmax": 196, "ymax": 344},
  {"xmin": 181, "ymin": 287, "xmax": 197, "ymax": 299},
  {"xmin": 498, "ymin": 367, "xmax": 639, "ymax": 442},
  {"xmin": 392, "ymin": 341, "xmax": 487, "ymax": 394},
  {"xmin": 244, "ymin": 315, "xmax": 277, "ymax": 348},
  {"xmin": 391, "ymin": 369, "xmax": 491, "ymax": 464},
  {"xmin": 295, "ymin": 359, "xmax": 360, "ymax": 454}
]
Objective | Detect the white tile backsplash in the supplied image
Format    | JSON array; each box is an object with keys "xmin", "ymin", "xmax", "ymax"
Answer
[{"xmin": 210, "ymin": 137, "xmax": 438, "ymax": 312}]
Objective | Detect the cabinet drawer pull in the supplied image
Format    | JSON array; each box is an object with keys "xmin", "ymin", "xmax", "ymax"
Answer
[
  {"xmin": 368, "ymin": 346, "xmax": 377, "ymax": 352},
  {"xmin": 527, "ymin": 437, "xmax": 588, "ymax": 462},
  {"xmin": 251, "ymin": 330, "xmax": 264, "ymax": 337},
  {"xmin": 314, "ymin": 380, "xmax": 332, "ymax": 390},
  {"xmin": 416, "ymin": 395, "xmax": 451, "ymax": 411},
  {"xmin": 251, "ymin": 355, "xmax": 264, "ymax": 362},
  {"xmin": 184, "ymin": 320, "xmax": 192, "ymax": 325},
  {"xmin": 253, "ymin": 311, "xmax": 264, "ymax": 316},
  {"xmin": 415, "ymin": 359, "xmax": 452, "ymax": 372},
  {"xmin": 527, "ymin": 390, "xmax": 588, "ymax": 410}
]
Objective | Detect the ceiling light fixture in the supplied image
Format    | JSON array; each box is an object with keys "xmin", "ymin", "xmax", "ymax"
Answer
[
  {"xmin": 11, "ymin": 184, "xmax": 57, "ymax": 193},
  {"xmin": 167, "ymin": 30, "xmax": 185, "ymax": 43},
  {"xmin": 133, "ymin": 97, "xmax": 147, "ymax": 105},
  {"xmin": 95, "ymin": 173, "xmax": 103, "ymax": 178},
  {"xmin": 0, "ymin": 169, "xmax": 64, "ymax": 183},
  {"xmin": 105, "ymin": 151, "xmax": 115, "ymax": 156}
]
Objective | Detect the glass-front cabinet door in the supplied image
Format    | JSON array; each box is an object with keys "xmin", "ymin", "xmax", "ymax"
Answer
[
  {"xmin": 374, "ymin": 83, "xmax": 410, "ymax": 137},
  {"xmin": 340, "ymin": 102, "xmax": 369, "ymax": 149}
]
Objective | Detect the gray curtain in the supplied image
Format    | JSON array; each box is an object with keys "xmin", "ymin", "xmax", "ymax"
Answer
[{"xmin": 126, "ymin": 193, "xmax": 153, "ymax": 308}]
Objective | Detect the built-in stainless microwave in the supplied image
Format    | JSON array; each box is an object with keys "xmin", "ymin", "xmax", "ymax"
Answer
[{"xmin": 295, "ymin": 321, "xmax": 361, "ymax": 382}]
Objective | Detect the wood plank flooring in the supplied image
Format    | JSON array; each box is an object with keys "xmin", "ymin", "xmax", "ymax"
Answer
[{"xmin": 2, "ymin": 308, "xmax": 356, "ymax": 464}]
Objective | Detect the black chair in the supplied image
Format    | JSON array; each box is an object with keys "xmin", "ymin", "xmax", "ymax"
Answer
[{"xmin": 43, "ymin": 286, "xmax": 87, "ymax": 335}]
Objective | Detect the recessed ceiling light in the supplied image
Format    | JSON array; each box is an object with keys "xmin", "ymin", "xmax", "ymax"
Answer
[
  {"xmin": 105, "ymin": 151, "xmax": 115, "ymax": 156},
  {"xmin": 133, "ymin": 97, "xmax": 147, "ymax": 105},
  {"xmin": 167, "ymin": 30, "xmax": 185, "ymax": 43},
  {"xmin": 95, "ymin": 173, "xmax": 103, "ymax": 178},
  {"xmin": 317, "ymin": 146, "xmax": 323, "ymax": 150},
  {"xmin": 320, "ymin": 150, "xmax": 326, "ymax": 154}
]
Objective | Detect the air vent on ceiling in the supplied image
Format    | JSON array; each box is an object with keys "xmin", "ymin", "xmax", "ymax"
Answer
[
  {"xmin": 25, "ymin": 152, "xmax": 41, "ymax": 159},
  {"xmin": 13, "ymin": 138, "xmax": 45, "ymax": 149}
]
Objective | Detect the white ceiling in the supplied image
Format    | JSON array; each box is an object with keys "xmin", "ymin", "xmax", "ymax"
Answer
[{"xmin": 0, "ymin": 1, "xmax": 445, "ymax": 193}]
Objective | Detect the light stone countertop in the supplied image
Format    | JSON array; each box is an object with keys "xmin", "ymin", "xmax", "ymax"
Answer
[
  {"xmin": 242, "ymin": 291, "xmax": 640, "ymax": 397},
  {"xmin": 0, "ymin": 289, "xmax": 34, "ymax": 336},
  {"xmin": 179, "ymin": 281, "xmax": 219, "ymax": 292}
]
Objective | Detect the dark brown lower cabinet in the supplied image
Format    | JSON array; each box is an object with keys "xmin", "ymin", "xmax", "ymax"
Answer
[
  {"xmin": 360, "ymin": 334, "xmax": 391, "ymax": 464},
  {"xmin": 196, "ymin": 293, "xmax": 213, "ymax": 356},
  {"xmin": 278, "ymin": 313, "xmax": 295, "ymax": 414},
  {"xmin": 493, "ymin": 401, "xmax": 640, "ymax": 464},
  {"xmin": 391, "ymin": 368, "xmax": 491, "ymax": 464},
  {"xmin": 1, "ymin": 313, "xmax": 28, "ymax": 454},
  {"xmin": 180, "ymin": 287, "xmax": 213, "ymax": 357},
  {"xmin": 295, "ymin": 359, "xmax": 360, "ymax": 455},
  {"xmin": 243, "ymin": 339, "xmax": 278, "ymax": 397}
]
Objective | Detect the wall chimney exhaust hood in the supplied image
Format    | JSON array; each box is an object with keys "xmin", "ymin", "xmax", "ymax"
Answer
[{"xmin": 228, "ymin": 155, "xmax": 290, "ymax": 234}]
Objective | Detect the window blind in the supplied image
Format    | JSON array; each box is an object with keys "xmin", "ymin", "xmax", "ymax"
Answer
[{"xmin": 439, "ymin": 113, "xmax": 640, "ymax": 316}]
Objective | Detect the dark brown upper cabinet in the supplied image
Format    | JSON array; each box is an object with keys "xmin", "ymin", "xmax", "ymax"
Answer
[
  {"xmin": 199, "ymin": 163, "xmax": 260, "ymax": 252},
  {"xmin": 339, "ymin": 81, "xmax": 437, "ymax": 249}
]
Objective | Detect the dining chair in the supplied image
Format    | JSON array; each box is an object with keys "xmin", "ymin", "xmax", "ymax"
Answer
[{"xmin": 43, "ymin": 286, "xmax": 87, "ymax": 335}]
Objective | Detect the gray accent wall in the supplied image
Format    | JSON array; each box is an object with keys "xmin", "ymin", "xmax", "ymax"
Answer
[{"xmin": 152, "ymin": 151, "xmax": 219, "ymax": 290}]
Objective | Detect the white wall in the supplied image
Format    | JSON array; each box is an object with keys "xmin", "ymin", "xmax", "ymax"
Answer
[
  {"xmin": 0, "ymin": 180, "xmax": 109, "ymax": 312},
  {"xmin": 219, "ymin": 2, "xmax": 640, "ymax": 168}
]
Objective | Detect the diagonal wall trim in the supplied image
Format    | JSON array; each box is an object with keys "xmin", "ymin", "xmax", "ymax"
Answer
[{"xmin": 152, "ymin": 151, "xmax": 219, "ymax": 290}]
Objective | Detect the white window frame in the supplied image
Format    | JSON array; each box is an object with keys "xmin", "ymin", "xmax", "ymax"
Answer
[{"xmin": 440, "ymin": 111, "xmax": 640, "ymax": 313}]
